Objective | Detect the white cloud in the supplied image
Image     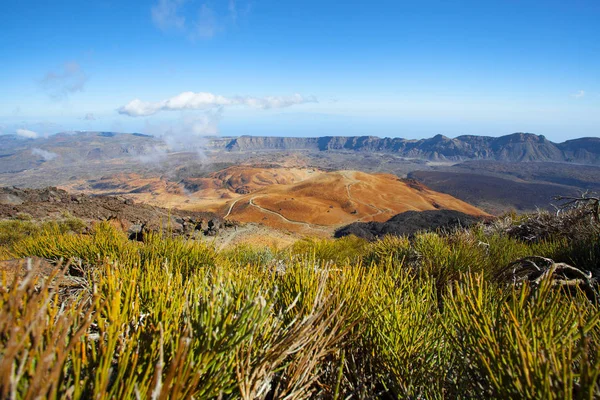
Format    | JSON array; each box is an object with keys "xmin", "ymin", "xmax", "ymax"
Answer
[
  {"xmin": 40, "ymin": 62, "xmax": 88, "ymax": 100},
  {"xmin": 143, "ymin": 109, "xmax": 222, "ymax": 144},
  {"xmin": 84, "ymin": 113, "xmax": 96, "ymax": 120},
  {"xmin": 572, "ymin": 90, "xmax": 585, "ymax": 99},
  {"xmin": 139, "ymin": 108, "xmax": 223, "ymax": 164},
  {"xmin": 151, "ymin": 0, "xmax": 248, "ymax": 40},
  {"xmin": 32, "ymin": 148, "xmax": 58, "ymax": 161},
  {"xmin": 16, "ymin": 129, "xmax": 38, "ymax": 139},
  {"xmin": 151, "ymin": 0, "xmax": 186, "ymax": 31},
  {"xmin": 134, "ymin": 145, "xmax": 169, "ymax": 164},
  {"xmin": 118, "ymin": 91, "xmax": 317, "ymax": 116}
]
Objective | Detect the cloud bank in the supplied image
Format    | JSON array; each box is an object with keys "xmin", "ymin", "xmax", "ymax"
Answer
[
  {"xmin": 144, "ymin": 109, "xmax": 221, "ymax": 143},
  {"xmin": 16, "ymin": 129, "xmax": 38, "ymax": 138},
  {"xmin": 32, "ymin": 148, "xmax": 58, "ymax": 161},
  {"xmin": 118, "ymin": 91, "xmax": 317, "ymax": 117}
]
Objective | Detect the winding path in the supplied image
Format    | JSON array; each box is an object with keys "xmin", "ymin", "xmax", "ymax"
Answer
[
  {"xmin": 224, "ymin": 197, "xmax": 243, "ymax": 219},
  {"xmin": 223, "ymin": 171, "xmax": 394, "ymax": 233},
  {"xmin": 248, "ymin": 196, "xmax": 330, "ymax": 231},
  {"xmin": 340, "ymin": 171, "xmax": 390, "ymax": 222}
]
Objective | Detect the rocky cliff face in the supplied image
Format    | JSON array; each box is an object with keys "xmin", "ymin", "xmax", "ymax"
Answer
[
  {"xmin": 225, "ymin": 136, "xmax": 321, "ymax": 151},
  {"xmin": 212, "ymin": 133, "xmax": 600, "ymax": 164},
  {"xmin": 559, "ymin": 138, "xmax": 600, "ymax": 164}
]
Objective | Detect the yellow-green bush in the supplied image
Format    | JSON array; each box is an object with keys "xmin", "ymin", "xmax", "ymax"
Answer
[
  {"xmin": 445, "ymin": 274, "xmax": 600, "ymax": 399},
  {"xmin": 290, "ymin": 236, "xmax": 369, "ymax": 265},
  {"xmin": 0, "ymin": 216, "xmax": 87, "ymax": 254},
  {"xmin": 1, "ymin": 215, "xmax": 600, "ymax": 399}
]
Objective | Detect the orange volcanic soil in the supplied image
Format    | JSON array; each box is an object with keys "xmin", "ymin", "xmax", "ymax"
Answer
[
  {"xmin": 224, "ymin": 170, "xmax": 488, "ymax": 235},
  {"xmin": 182, "ymin": 165, "xmax": 317, "ymax": 196},
  {"xmin": 60, "ymin": 166, "xmax": 320, "ymax": 212},
  {"xmin": 61, "ymin": 167, "xmax": 487, "ymax": 236}
]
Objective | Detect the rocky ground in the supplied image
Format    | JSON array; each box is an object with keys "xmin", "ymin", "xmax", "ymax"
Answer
[
  {"xmin": 0, "ymin": 186, "xmax": 227, "ymax": 239},
  {"xmin": 335, "ymin": 209, "xmax": 488, "ymax": 240}
]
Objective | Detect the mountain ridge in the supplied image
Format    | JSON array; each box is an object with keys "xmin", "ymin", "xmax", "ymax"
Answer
[
  {"xmin": 214, "ymin": 132, "xmax": 600, "ymax": 164},
  {"xmin": 2, "ymin": 131, "xmax": 599, "ymax": 165}
]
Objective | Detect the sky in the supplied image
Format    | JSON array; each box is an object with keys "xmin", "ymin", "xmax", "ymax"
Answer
[{"xmin": 0, "ymin": 0, "xmax": 599, "ymax": 142}]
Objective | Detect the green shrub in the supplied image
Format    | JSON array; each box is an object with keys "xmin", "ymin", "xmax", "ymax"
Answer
[
  {"xmin": 445, "ymin": 273, "xmax": 600, "ymax": 398},
  {"xmin": 364, "ymin": 234, "xmax": 412, "ymax": 268},
  {"xmin": 219, "ymin": 243, "xmax": 277, "ymax": 267},
  {"xmin": 290, "ymin": 235, "xmax": 369, "ymax": 265},
  {"xmin": 0, "ymin": 219, "xmax": 40, "ymax": 247},
  {"xmin": 0, "ymin": 216, "xmax": 87, "ymax": 256},
  {"xmin": 2, "ymin": 209, "xmax": 600, "ymax": 398}
]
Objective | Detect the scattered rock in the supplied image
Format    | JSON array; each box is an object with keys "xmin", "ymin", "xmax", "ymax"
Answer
[
  {"xmin": 127, "ymin": 223, "xmax": 145, "ymax": 241},
  {"xmin": 208, "ymin": 218, "xmax": 221, "ymax": 231},
  {"xmin": 235, "ymin": 186, "xmax": 251, "ymax": 194},
  {"xmin": 0, "ymin": 187, "xmax": 220, "ymax": 240},
  {"xmin": 198, "ymin": 219, "xmax": 209, "ymax": 232}
]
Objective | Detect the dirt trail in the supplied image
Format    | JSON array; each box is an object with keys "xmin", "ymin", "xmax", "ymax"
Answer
[
  {"xmin": 249, "ymin": 196, "xmax": 330, "ymax": 232},
  {"xmin": 340, "ymin": 171, "xmax": 389, "ymax": 222},
  {"xmin": 224, "ymin": 197, "xmax": 243, "ymax": 219}
]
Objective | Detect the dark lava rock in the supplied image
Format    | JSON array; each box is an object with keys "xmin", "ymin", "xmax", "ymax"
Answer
[
  {"xmin": 208, "ymin": 218, "xmax": 221, "ymax": 230},
  {"xmin": 335, "ymin": 209, "xmax": 485, "ymax": 241}
]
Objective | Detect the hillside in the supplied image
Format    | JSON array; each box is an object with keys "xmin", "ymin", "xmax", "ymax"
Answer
[
  {"xmin": 0, "ymin": 186, "xmax": 219, "ymax": 235},
  {"xmin": 223, "ymin": 170, "xmax": 487, "ymax": 235},
  {"xmin": 408, "ymin": 170, "xmax": 582, "ymax": 214},
  {"xmin": 407, "ymin": 161, "xmax": 600, "ymax": 214},
  {"xmin": 58, "ymin": 167, "xmax": 486, "ymax": 236}
]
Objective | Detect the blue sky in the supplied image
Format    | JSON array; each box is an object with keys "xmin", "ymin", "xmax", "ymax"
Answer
[{"xmin": 0, "ymin": 0, "xmax": 598, "ymax": 141}]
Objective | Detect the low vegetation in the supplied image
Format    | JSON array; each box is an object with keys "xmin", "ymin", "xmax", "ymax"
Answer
[{"xmin": 0, "ymin": 204, "xmax": 599, "ymax": 399}]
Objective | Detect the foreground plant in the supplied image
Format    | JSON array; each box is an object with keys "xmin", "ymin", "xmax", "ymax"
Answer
[{"xmin": 0, "ymin": 212, "xmax": 599, "ymax": 398}]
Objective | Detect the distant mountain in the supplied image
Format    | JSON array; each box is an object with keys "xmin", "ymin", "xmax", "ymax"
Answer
[
  {"xmin": 213, "ymin": 133, "xmax": 600, "ymax": 164},
  {"xmin": 1, "ymin": 131, "xmax": 599, "ymax": 165}
]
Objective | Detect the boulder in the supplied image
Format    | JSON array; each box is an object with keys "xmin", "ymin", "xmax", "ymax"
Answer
[{"xmin": 208, "ymin": 218, "xmax": 221, "ymax": 230}]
